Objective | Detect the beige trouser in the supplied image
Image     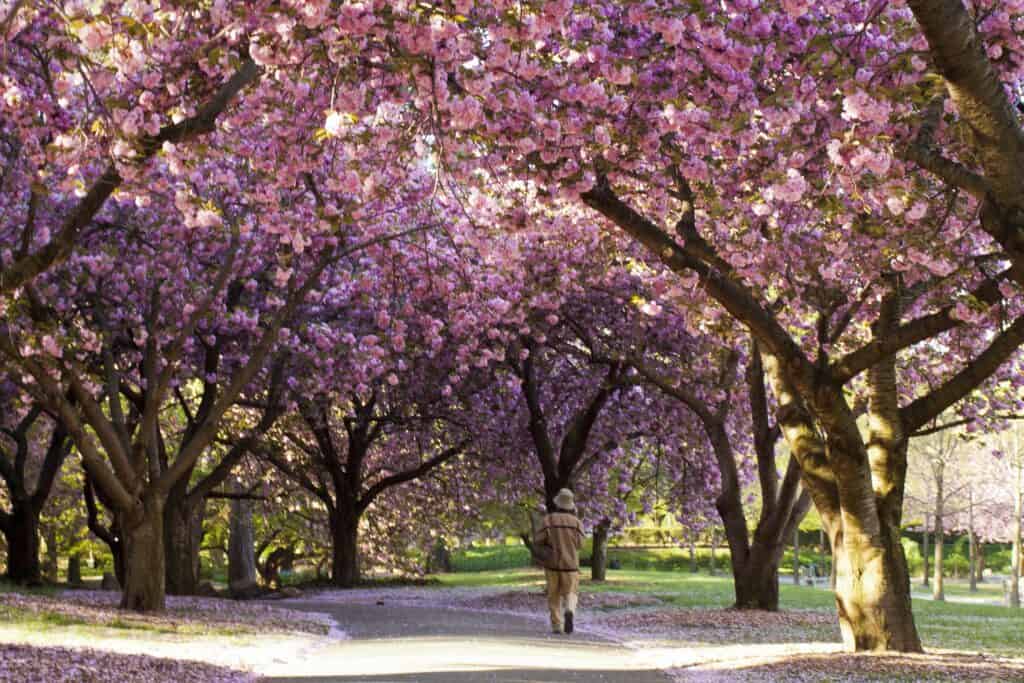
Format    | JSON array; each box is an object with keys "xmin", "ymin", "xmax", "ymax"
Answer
[{"xmin": 545, "ymin": 569, "xmax": 579, "ymax": 631}]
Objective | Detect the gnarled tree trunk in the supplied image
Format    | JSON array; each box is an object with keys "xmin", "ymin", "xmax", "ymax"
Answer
[
  {"xmin": 763, "ymin": 349, "xmax": 922, "ymax": 652},
  {"xmin": 120, "ymin": 496, "xmax": 166, "ymax": 612}
]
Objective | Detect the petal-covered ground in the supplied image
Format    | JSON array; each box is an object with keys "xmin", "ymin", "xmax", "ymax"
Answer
[
  {"xmin": 29, "ymin": 590, "xmax": 334, "ymax": 635},
  {"xmin": 0, "ymin": 643, "xmax": 250, "ymax": 682},
  {"xmin": 0, "ymin": 589, "xmax": 346, "ymax": 681},
  {"xmin": 665, "ymin": 650, "xmax": 1024, "ymax": 682},
  {"xmin": 1, "ymin": 585, "xmax": 1023, "ymax": 681}
]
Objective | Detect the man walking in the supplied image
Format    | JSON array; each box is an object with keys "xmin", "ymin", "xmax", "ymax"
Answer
[{"xmin": 534, "ymin": 488, "xmax": 585, "ymax": 634}]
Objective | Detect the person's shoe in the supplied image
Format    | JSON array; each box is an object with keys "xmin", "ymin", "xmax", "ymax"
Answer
[
  {"xmin": 551, "ymin": 626, "xmax": 562, "ymax": 634},
  {"xmin": 564, "ymin": 610, "xmax": 574, "ymax": 634}
]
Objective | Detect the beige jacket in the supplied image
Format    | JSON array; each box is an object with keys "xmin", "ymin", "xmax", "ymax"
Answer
[{"xmin": 535, "ymin": 511, "xmax": 584, "ymax": 571}]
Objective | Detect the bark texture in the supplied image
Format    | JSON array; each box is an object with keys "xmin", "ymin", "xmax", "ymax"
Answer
[
  {"xmin": 2, "ymin": 504, "xmax": 42, "ymax": 585},
  {"xmin": 591, "ymin": 518, "xmax": 610, "ymax": 582},
  {"xmin": 762, "ymin": 349, "xmax": 922, "ymax": 652},
  {"xmin": 331, "ymin": 509, "xmax": 360, "ymax": 588},
  {"xmin": 164, "ymin": 489, "xmax": 205, "ymax": 596},
  {"xmin": 119, "ymin": 496, "xmax": 166, "ymax": 612},
  {"xmin": 0, "ymin": 413, "xmax": 71, "ymax": 585},
  {"xmin": 228, "ymin": 490, "xmax": 257, "ymax": 589},
  {"xmin": 933, "ymin": 464, "xmax": 946, "ymax": 601},
  {"xmin": 922, "ymin": 515, "xmax": 930, "ymax": 587}
]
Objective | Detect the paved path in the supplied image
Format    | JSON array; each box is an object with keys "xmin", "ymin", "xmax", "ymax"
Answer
[{"xmin": 263, "ymin": 601, "xmax": 671, "ymax": 683}]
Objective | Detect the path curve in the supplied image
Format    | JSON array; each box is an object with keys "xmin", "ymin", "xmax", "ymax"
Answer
[{"xmin": 263, "ymin": 600, "xmax": 671, "ymax": 682}]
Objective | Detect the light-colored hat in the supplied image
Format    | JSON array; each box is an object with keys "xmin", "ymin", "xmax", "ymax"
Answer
[{"xmin": 553, "ymin": 488, "xmax": 576, "ymax": 512}]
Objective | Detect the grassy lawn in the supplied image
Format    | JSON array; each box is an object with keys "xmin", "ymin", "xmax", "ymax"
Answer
[
  {"xmin": 910, "ymin": 579, "xmax": 1006, "ymax": 600},
  {"xmin": 451, "ymin": 541, "xmax": 831, "ymax": 576},
  {"xmin": 438, "ymin": 568, "xmax": 1024, "ymax": 656}
]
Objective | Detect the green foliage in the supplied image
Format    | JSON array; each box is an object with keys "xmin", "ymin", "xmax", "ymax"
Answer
[
  {"xmin": 989, "ymin": 548, "xmax": 1014, "ymax": 573},
  {"xmin": 450, "ymin": 542, "xmax": 531, "ymax": 572},
  {"xmin": 902, "ymin": 537, "xmax": 922, "ymax": 574},
  {"xmin": 618, "ymin": 527, "xmax": 683, "ymax": 546}
]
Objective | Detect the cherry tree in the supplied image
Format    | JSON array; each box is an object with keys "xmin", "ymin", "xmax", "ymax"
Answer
[
  {"xmin": 0, "ymin": 2, "xmax": 269, "ymax": 294},
  {"xmin": 371, "ymin": 2, "xmax": 1024, "ymax": 651},
  {"xmin": 905, "ymin": 422, "xmax": 977, "ymax": 601},
  {"xmin": 254, "ymin": 218, "xmax": 487, "ymax": 587},
  {"xmin": 1, "ymin": 144, "xmax": 434, "ymax": 611},
  {"xmin": 0, "ymin": 386, "xmax": 71, "ymax": 584},
  {"xmin": 985, "ymin": 421, "xmax": 1024, "ymax": 607}
]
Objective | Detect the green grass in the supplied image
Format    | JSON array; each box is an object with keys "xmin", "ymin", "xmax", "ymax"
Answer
[
  {"xmin": 910, "ymin": 579, "xmax": 1006, "ymax": 600},
  {"xmin": 450, "ymin": 543, "xmax": 532, "ymax": 572},
  {"xmin": 449, "ymin": 541, "xmax": 831, "ymax": 576},
  {"xmin": 438, "ymin": 567, "xmax": 1024, "ymax": 656}
]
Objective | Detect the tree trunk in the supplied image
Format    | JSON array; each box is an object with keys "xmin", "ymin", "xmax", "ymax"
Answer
[
  {"xmin": 761, "ymin": 348, "xmax": 922, "ymax": 652},
  {"xmin": 228, "ymin": 494, "xmax": 257, "ymax": 589},
  {"xmin": 793, "ymin": 526, "xmax": 801, "ymax": 585},
  {"xmin": 331, "ymin": 509, "xmax": 360, "ymax": 588},
  {"xmin": 709, "ymin": 529, "xmax": 718, "ymax": 576},
  {"xmin": 968, "ymin": 492, "xmax": 978, "ymax": 593},
  {"xmin": 67, "ymin": 554, "xmax": 82, "ymax": 585},
  {"xmin": 688, "ymin": 535, "xmax": 698, "ymax": 573},
  {"xmin": 829, "ymin": 541, "xmax": 837, "ymax": 589},
  {"xmin": 1011, "ymin": 467, "xmax": 1022, "ymax": 608},
  {"xmin": 922, "ymin": 514, "xmax": 930, "ymax": 587},
  {"xmin": 110, "ymin": 518, "xmax": 126, "ymax": 587},
  {"xmin": 2, "ymin": 503, "xmax": 42, "ymax": 585},
  {"xmin": 164, "ymin": 494, "xmax": 205, "ymax": 596},
  {"xmin": 734, "ymin": 542, "xmax": 782, "ymax": 610},
  {"xmin": 933, "ymin": 466, "xmax": 945, "ymax": 601},
  {"xmin": 42, "ymin": 525, "xmax": 58, "ymax": 582},
  {"xmin": 819, "ymin": 528, "xmax": 826, "ymax": 580},
  {"xmin": 831, "ymin": 516, "xmax": 920, "ymax": 652},
  {"xmin": 591, "ymin": 518, "xmax": 610, "ymax": 582},
  {"xmin": 120, "ymin": 496, "xmax": 166, "ymax": 612}
]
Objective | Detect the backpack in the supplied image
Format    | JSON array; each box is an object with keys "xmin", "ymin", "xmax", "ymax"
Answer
[
  {"xmin": 520, "ymin": 531, "xmax": 554, "ymax": 566},
  {"xmin": 531, "ymin": 540, "xmax": 555, "ymax": 566}
]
